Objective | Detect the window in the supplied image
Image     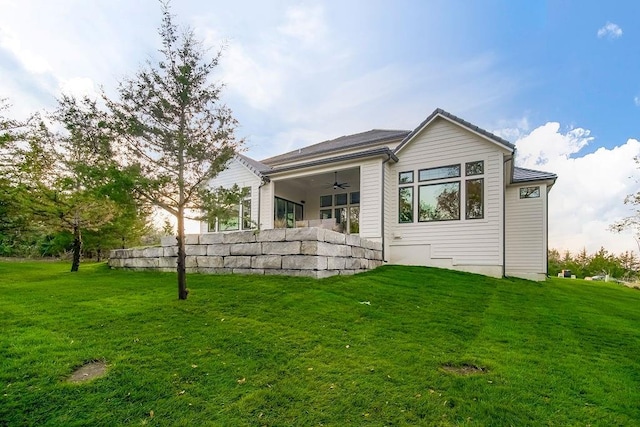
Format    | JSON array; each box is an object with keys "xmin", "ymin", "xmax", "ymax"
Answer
[
  {"xmin": 465, "ymin": 179, "xmax": 483, "ymax": 219},
  {"xmin": 400, "ymin": 160, "xmax": 484, "ymax": 223},
  {"xmin": 350, "ymin": 191, "xmax": 360, "ymax": 204},
  {"xmin": 242, "ymin": 199, "xmax": 252, "ymax": 229},
  {"xmin": 520, "ymin": 186, "xmax": 540, "ymax": 199},
  {"xmin": 399, "ymin": 171, "xmax": 414, "ymax": 184},
  {"xmin": 465, "ymin": 161, "xmax": 484, "ymax": 176},
  {"xmin": 209, "ymin": 187, "xmax": 252, "ymax": 232},
  {"xmin": 418, "ymin": 182, "xmax": 460, "ymax": 221},
  {"xmin": 419, "ymin": 165, "xmax": 460, "ymax": 182},
  {"xmin": 320, "ymin": 190, "xmax": 359, "ymax": 233},
  {"xmin": 349, "ymin": 206, "xmax": 360, "ymax": 233},
  {"xmin": 219, "ymin": 205, "xmax": 239, "ymax": 231},
  {"xmin": 275, "ymin": 197, "xmax": 303, "ymax": 228},
  {"xmin": 399, "ymin": 187, "xmax": 413, "ymax": 223},
  {"xmin": 335, "ymin": 207, "xmax": 347, "ymax": 231},
  {"xmin": 320, "ymin": 195, "xmax": 332, "ymax": 207}
]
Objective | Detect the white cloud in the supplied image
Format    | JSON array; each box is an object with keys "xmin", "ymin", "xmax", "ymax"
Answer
[
  {"xmin": 634, "ymin": 96, "xmax": 640, "ymax": 107},
  {"xmin": 220, "ymin": 42, "xmax": 285, "ymax": 110},
  {"xmin": 0, "ymin": 27, "xmax": 52, "ymax": 74},
  {"xmin": 512, "ymin": 123, "xmax": 640, "ymax": 254},
  {"xmin": 59, "ymin": 77, "xmax": 98, "ymax": 99},
  {"xmin": 277, "ymin": 4, "xmax": 327, "ymax": 46},
  {"xmin": 597, "ymin": 22, "xmax": 623, "ymax": 39}
]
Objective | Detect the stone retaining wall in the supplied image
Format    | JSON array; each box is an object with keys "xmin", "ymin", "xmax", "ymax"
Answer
[{"xmin": 108, "ymin": 227, "xmax": 383, "ymax": 278}]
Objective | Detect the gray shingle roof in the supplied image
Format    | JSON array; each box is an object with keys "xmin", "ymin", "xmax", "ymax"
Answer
[
  {"xmin": 236, "ymin": 153, "xmax": 272, "ymax": 176},
  {"xmin": 261, "ymin": 129, "xmax": 410, "ymax": 166},
  {"xmin": 394, "ymin": 108, "xmax": 516, "ymax": 153},
  {"xmin": 513, "ymin": 166, "xmax": 557, "ymax": 183}
]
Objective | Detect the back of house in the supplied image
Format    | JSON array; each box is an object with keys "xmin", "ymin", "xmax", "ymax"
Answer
[{"xmin": 202, "ymin": 108, "xmax": 557, "ymax": 281}]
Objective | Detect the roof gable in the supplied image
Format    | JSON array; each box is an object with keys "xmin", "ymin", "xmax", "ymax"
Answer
[
  {"xmin": 235, "ymin": 153, "xmax": 272, "ymax": 178},
  {"xmin": 394, "ymin": 108, "xmax": 515, "ymax": 154}
]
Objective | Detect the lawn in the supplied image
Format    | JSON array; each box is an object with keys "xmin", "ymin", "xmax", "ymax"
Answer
[{"xmin": 1, "ymin": 261, "xmax": 639, "ymax": 426}]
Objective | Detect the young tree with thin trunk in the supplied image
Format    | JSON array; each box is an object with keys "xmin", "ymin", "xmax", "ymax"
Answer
[{"xmin": 106, "ymin": 3, "xmax": 242, "ymax": 299}]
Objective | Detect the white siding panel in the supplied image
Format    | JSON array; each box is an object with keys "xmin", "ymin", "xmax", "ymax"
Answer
[
  {"xmin": 260, "ymin": 181, "xmax": 274, "ymax": 229},
  {"xmin": 505, "ymin": 184, "xmax": 547, "ymax": 279},
  {"xmin": 359, "ymin": 159, "xmax": 383, "ymax": 240},
  {"xmin": 388, "ymin": 118, "xmax": 508, "ymax": 272}
]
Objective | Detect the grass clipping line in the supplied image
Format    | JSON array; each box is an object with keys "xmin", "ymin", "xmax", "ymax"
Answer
[{"xmin": 66, "ymin": 361, "xmax": 108, "ymax": 383}]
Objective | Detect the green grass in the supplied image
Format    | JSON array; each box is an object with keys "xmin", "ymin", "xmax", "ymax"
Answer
[{"xmin": 1, "ymin": 261, "xmax": 639, "ymax": 426}]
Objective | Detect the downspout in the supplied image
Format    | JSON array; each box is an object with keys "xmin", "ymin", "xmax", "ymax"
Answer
[
  {"xmin": 503, "ymin": 151, "xmax": 515, "ymax": 278},
  {"xmin": 258, "ymin": 176, "xmax": 268, "ymax": 230},
  {"xmin": 545, "ymin": 184, "xmax": 551, "ymax": 278},
  {"xmin": 381, "ymin": 153, "xmax": 392, "ymax": 262}
]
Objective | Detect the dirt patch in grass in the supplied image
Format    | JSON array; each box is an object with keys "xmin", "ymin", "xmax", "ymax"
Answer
[
  {"xmin": 67, "ymin": 361, "xmax": 108, "ymax": 383},
  {"xmin": 441, "ymin": 363, "xmax": 487, "ymax": 375}
]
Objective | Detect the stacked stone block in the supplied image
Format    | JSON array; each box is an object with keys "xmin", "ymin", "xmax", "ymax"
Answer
[{"xmin": 108, "ymin": 227, "xmax": 383, "ymax": 278}]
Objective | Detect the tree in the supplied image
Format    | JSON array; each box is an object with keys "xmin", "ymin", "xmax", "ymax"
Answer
[
  {"xmin": 106, "ymin": 2, "xmax": 242, "ymax": 299},
  {"xmin": 0, "ymin": 100, "xmax": 60, "ymax": 258},
  {"xmin": 611, "ymin": 156, "xmax": 640, "ymax": 243},
  {"xmin": 14, "ymin": 97, "xmax": 120, "ymax": 271},
  {"xmin": 0, "ymin": 98, "xmax": 19, "ymax": 147}
]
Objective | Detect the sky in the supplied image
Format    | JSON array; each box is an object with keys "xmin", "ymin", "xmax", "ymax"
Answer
[{"xmin": 1, "ymin": 0, "xmax": 639, "ymax": 254}]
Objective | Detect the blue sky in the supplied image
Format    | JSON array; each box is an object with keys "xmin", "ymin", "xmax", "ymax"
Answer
[{"xmin": 1, "ymin": 0, "xmax": 639, "ymax": 254}]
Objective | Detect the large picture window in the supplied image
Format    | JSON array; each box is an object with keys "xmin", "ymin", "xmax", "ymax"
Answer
[{"xmin": 418, "ymin": 182, "xmax": 460, "ymax": 221}]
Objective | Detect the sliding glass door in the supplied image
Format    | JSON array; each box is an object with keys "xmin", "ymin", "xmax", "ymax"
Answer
[{"xmin": 275, "ymin": 197, "xmax": 303, "ymax": 228}]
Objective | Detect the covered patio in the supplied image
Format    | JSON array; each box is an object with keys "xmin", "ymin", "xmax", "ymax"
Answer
[{"xmin": 268, "ymin": 166, "xmax": 361, "ymax": 234}]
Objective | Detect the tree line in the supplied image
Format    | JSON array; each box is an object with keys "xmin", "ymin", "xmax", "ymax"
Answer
[
  {"xmin": 548, "ymin": 247, "xmax": 639, "ymax": 281},
  {"xmin": 1, "ymin": 1, "xmax": 243, "ymax": 299}
]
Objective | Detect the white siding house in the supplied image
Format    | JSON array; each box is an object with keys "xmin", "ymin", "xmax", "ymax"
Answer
[{"xmin": 202, "ymin": 109, "xmax": 557, "ymax": 280}]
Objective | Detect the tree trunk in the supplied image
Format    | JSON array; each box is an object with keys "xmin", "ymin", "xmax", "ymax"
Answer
[
  {"xmin": 176, "ymin": 208, "xmax": 188, "ymax": 300},
  {"xmin": 97, "ymin": 244, "xmax": 102, "ymax": 262},
  {"xmin": 71, "ymin": 223, "xmax": 81, "ymax": 272}
]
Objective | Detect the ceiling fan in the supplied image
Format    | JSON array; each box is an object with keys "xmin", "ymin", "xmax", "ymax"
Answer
[{"xmin": 326, "ymin": 171, "xmax": 350, "ymax": 190}]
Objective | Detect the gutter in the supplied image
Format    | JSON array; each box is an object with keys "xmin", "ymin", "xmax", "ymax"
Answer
[{"xmin": 264, "ymin": 147, "xmax": 399, "ymax": 176}]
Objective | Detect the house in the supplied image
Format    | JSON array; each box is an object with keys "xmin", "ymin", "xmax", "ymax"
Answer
[{"xmin": 200, "ymin": 108, "xmax": 557, "ymax": 281}]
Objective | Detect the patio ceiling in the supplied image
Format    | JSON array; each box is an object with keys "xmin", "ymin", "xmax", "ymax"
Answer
[{"xmin": 274, "ymin": 167, "xmax": 361, "ymax": 192}]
